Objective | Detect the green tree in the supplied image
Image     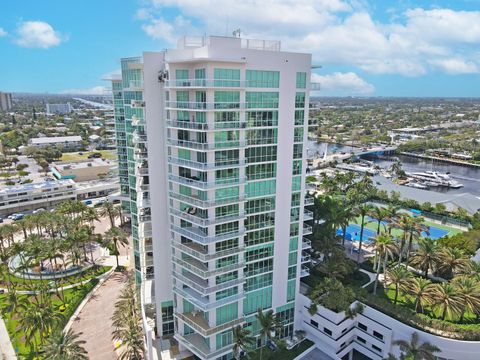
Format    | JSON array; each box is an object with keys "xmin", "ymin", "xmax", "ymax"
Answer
[
  {"xmin": 436, "ymin": 247, "xmax": 470, "ymax": 279},
  {"xmin": 432, "ymin": 283, "xmax": 462, "ymax": 320},
  {"xmin": 452, "ymin": 276, "xmax": 480, "ymax": 322},
  {"xmin": 393, "ymin": 332, "xmax": 440, "ymax": 360},
  {"xmin": 354, "ymin": 203, "xmax": 373, "ymax": 263},
  {"xmin": 405, "ymin": 277, "xmax": 435, "ymax": 313},
  {"xmin": 43, "ymin": 329, "xmax": 89, "ymax": 360},
  {"xmin": 386, "ymin": 266, "xmax": 412, "ymax": 304},
  {"xmin": 232, "ymin": 325, "xmax": 255, "ymax": 360},
  {"xmin": 256, "ymin": 309, "xmax": 275, "ymax": 360},
  {"xmin": 103, "ymin": 227, "xmax": 128, "ymax": 268},
  {"xmin": 308, "ymin": 277, "xmax": 355, "ymax": 314},
  {"xmin": 410, "ymin": 238, "xmax": 439, "ymax": 278},
  {"xmin": 372, "ymin": 233, "xmax": 397, "ymax": 295}
]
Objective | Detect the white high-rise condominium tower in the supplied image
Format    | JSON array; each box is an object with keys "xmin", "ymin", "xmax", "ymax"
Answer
[{"xmin": 110, "ymin": 36, "xmax": 313, "ymax": 360}]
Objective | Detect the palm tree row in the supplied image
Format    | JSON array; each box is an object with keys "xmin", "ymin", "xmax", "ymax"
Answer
[
  {"xmin": 111, "ymin": 274, "xmax": 144, "ymax": 360},
  {"xmin": 385, "ymin": 265, "xmax": 480, "ymax": 321}
]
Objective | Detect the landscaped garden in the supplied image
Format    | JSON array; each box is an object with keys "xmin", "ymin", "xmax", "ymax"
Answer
[
  {"xmin": 305, "ymin": 170, "xmax": 480, "ymax": 340},
  {"xmin": 0, "ymin": 199, "xmax": 128, "ymax": 357},
  {"xmin": 248, "ymin": 339, "xmax": 315, "ymax": 360}
]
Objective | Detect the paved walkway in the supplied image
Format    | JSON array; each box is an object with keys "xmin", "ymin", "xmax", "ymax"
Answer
[{"xmin": 70, "ymin": 272, "xmax": 128, "ymax": 360}]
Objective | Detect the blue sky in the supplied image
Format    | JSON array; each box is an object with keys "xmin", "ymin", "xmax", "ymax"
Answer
[{"xmin": 0, "ymin": 0, "xmax": 480, "ymax": 96}]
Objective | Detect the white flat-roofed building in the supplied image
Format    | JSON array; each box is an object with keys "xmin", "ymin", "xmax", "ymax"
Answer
[
  {"xmin": 0, "ymin": 179, "xmax": 76, "ymax": 217},
  {"xmin": 46, "ymin": 102, "xmax": 72, "ymax": 115},
  {"xmin": 110, "ymin": 35, "xmax": 313, "ymax": 360},
  {"xmin": 51, "ymin": 158, "xmax": 114, "ymax": 182},
  {"xmin": 28, "ymin": 135, "xmax": 83, "ymax": 150}
]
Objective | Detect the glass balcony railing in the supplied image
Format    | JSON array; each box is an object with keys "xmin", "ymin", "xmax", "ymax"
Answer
[
  {"xmin": 172, "ymin": 269, "xmax": 244, "ymax": 295},
  {"xmin": 169, "ymin": 192, "xmax": 245, "ymax": 209},
  {"xmin": 166, "ymin": 119, "xmax": 246, "ymax": 130},
  {"xmin": 165, "ymin": 101, "xmax": 244, "ymax": 110},
  {"xmin": 169, "ymin": 207, "xmax": 245, "ymax": 227},
  {"xmin": 172, "ymin": 285, "xmax": 244, "ymax": 312},
  {"xmin": 174, "ymin": 312, "xmax": 243, "ymax": 337},
  {"xmin": 168, "ymin": 156, "xmax": 245, "ymax": 170},
  {"xmin": 303, "ymin": 224, "xmax": 313, "ymax": 236},
  {"xmin": 172, "ymin": 256, "xmax": 244, "ymax": 279},
  {"xmin": 168, "ymin": 175, "xmax": 246, "ymax": 189},
  {"xmin": 167, "ymin": 138, "xmax": 246, "ymax": 150},
  {"xmin": 165, "ymin": 79, "xmax": 244, "ymax": 88},
  {"xmin": 171, "ymin": 224, "xmax": 244, "ymax": 245}
]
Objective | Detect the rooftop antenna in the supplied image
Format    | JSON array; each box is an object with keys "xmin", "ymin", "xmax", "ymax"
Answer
[{"xmin": 232, "ymin": 28, "xmax": 242, "ymax": 38}]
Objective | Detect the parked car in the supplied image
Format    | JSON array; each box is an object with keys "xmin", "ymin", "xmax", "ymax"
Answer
[
  {"xmin": 266, "ymin": 340, "xmax": 278, "ymax": 351},
  {"xmin": 32, "ymin": 208, "xmax": 45, "ymax": 214},
  {"xmin": 88, "ymin": 152, "xmax": 102, "ymax": 159},
  {"xmin": 83, "ymin": 200, "xmax": 93, "ymax": 205},
  {"xmin": 10, "ymin": 213, "xmax": 25, "ymax": 221}
]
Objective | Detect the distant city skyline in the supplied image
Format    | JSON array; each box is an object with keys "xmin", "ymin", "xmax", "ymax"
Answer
[{"xmin": 1, "ymin": 0, "xmax": 480, "ymax": 97}]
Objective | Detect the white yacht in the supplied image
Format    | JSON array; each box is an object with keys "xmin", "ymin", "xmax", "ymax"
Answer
[{"xmin": 407, "ymin": 171, "xmax": 463, "ymax": 188}]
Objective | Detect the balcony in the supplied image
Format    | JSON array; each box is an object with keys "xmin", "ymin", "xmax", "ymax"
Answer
[
  {"xmin": 169, "ymin": 192, "xmax": 245, "ymax": 209},
  {"xmin": 175, "ymin": 312, "xmax": 243, "ymax": 337},
  {"xmin": 304, "ymin": 196, "xmax": 314, "ymax": 206},
  {"xmin": 173, "ymin": 286, "xmax": 244, "ymax": 311},
  {"xmin": 166, "ymin": 119, "xmax": 247, "ymax": 130},
  {"xmin": 303, "ymin": 224, "xmax": 313, "ymax": 236},
  {"xmin": 302, "ymin": 238, "xmax": 312, "ymax": 250},
  {"xmin": 165, "ymin": 79, "xmax": 245, "ymax": 88},
  {"xmin": 125, "ymin": 80, "xmax": 143, "ymax": 90},
  {"xmin": 175, "ymin": 333, "xmax": 233, "ymax": 360},
  {"xmin": 304, "ymin": 209, "xmax": 314, "ymax": 221},
  {"xmin": 166, "ymin": 101, "xmax": 244, "ymax": 110},
  {"xmin": 134, "ymin": 165, "xmax": 149, "ymax": 176},
  {"xmin": 172, "ymin": 240, "xmax": 244, "ymax": 262},
  {"xmin": 168, "ymin": 156, "xmax": 245, "ymax": 171},
  {"xmin": 301, "ymin": 251, "xmax": 311, "ymax": 264},
  {"xmin": 172, "ymin": 270, "xmax": 244, "ymax": 295},
  {"xmin": 171, "ymin": 224, "xmax": 245, "ymax": 245},
  {"xmin": 133, "ymin": 130, "xmax": 147, "ymax": 143},
  {"xmin": 300, "ymin": 265, "xmax": 310, "ymax": 277},
  {"xmin": 170, "ymin": 207, "xmax": 245, "ymax": 227},
  {"xmin": 167, "ymin": 138, "xmax": 246, "ymax": 150},
  {"xmin": 172, "ymin": 255, "xmax": 244, "ymax": 279},
  {"xmin": 168, "ymin": 174, "xmax": 246, "ymax": 190}
]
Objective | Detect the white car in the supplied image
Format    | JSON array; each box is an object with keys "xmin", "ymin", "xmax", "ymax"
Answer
[{"xmin": 32, "ymin": 208, "xmax": 45, "ymax": 214}]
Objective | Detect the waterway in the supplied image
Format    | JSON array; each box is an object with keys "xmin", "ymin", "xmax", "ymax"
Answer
[{"xmin": 309, "ymin": 141, "xmax": 480, "ymax": 197}]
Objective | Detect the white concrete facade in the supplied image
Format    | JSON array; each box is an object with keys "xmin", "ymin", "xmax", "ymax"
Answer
[
  {"xmin": 297, "ymin": 292, "xmax": 480, "ymax": 360},
  {"xmin": 124, "ymin": 36, "xmax": 312, "ymax": 360}
]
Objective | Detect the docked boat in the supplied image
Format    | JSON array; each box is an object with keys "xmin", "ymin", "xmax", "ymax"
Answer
[
  {"xmin": 405, "ymin": 181, "xmax": 429, "ymax": 189},
  {"xmin": 407, "ymin": 171, "xmax": 463, "ymax": 188}
]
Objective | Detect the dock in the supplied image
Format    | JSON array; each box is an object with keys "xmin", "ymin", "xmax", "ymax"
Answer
[{"xmin": 400, "ymin": 152, "xmax": 480, "ymax": 168}]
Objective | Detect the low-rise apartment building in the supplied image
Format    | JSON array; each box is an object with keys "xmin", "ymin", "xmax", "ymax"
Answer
[{"xmin": 28, "ymin": 136, "xmax": 84, "ymax": 150}]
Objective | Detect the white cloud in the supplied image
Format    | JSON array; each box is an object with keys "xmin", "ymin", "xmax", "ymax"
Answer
[
  {"xmin": 0, "ymin": 27, "xmax": 7, "ymax": 37},
  {"xmin": 61, "ymin": 86, "xmax": 110, "ymax": 95},
  {"xmin": 138, "ymin": 1, "xmax": 480, "ymax": 77},
  {"xmin": 15, "ymin": 21, "xmax": 63, "ymax": 48},
  {"xmin": 312, "ymin": 72, "xmax": 375, "ymax": 95}
]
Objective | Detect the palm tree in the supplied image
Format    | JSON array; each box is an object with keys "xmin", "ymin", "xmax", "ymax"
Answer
[
  {"xmin": 111, "ymin": 274, "xmax": 144, "ymax": 360},
  {"xmin": 373, "ymin": 233, "xmax": 397, "ymax": 294},
  {"xmin": 410, "ymin": 238, "xmax": 439, "ymax": 278},
  {"xmin": 432, "ymin": 283, "xmax": 462, "ymax": 320},
  {"xmin": 385, "ymin": 266, "xmax": 412, "ymax": 304},
  {"xmin": 369, "ymin": 206, "xmax": 389, "ymax": 235},
  {"xmin": 393, "ymin": 332, "xmax": 441, "ymax": 360},
  {"xmin": 98, "ymin": 201, "xmax": 118, "ymax": 229},
  {"xmin": 404, "ymin": 216, "xmax": 428, "ymax": 266},
  {"xmin": 452, "ymin": 276, "xmax": 480, "ymax": 322},
  {"xmin": 354, "ymin": 203, "xmax": 373, "ymax": 263},
  {"xmin": 385, "ymin": 204, "xmax": 400, "ymax": 235},
  {"xmin": 405, "ymin": 277, "xmax": 435, "ymax": 313},
  {"xmin": 397, "ymin": 214, "xmax": 412, "ymax": 265},
  {"xmin": 43, "ymin": 329, "xmax": 89, "ymax": 360},
  {"xmin": 104, "ymin": 227, "xmax": 129, "ymax": 268},
  {"xmin": 256, "ymin": 308, "xmax": 275, "ymax": 360},
  {"xmin": 338, "ymin": 205, "xmax": 356, "ymax": 246},
  {"xmin": 436, "ymin": 247, "xmax": 470, "ymax": 279},
  {"xmin": 232, "ymin": 325, "xmax": 255, "ymax": 359}
]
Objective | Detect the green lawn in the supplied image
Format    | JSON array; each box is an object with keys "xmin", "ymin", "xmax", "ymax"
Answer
[
  {"xmin": 0, "ymin": 265, "xmax": 111, "ymax": 290},
  {"xmin": 60, "ymin": 150, "xmax": 116, "ymax": 161},
  {"xmin": 249, "ymin": 339, "xmax": 314, "ymax": 360},
  {"xmin": 1, "ymin": 280, "xmax": 98, "ymax": 358},
  {"xmin": 352, "ymin": 216, "xmax": 463, "ymax": 238}
]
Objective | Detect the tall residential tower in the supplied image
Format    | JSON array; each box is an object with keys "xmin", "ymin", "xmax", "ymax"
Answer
[{"xmin": 110, "ymin": 36, "xmax": 313, "ymax": 360}]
